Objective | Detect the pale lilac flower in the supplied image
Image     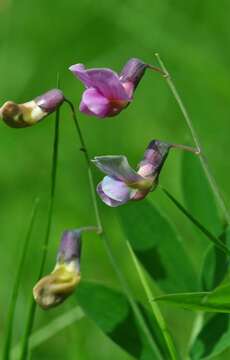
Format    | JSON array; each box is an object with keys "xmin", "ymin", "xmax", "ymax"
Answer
[
  {"xmin": 69, "ymin": 58, "xmax": 151, "ymax": 118},
  {"xmin": 0, "ymin": 89, "xmax": 64, "ymax": 128},
  {"xmin": 92, "ymin": 140, "xmax": 171, "ymax": 207},
  {"xmin": 33, "ymin": 230, "xmax": 82, "ymax": 310}
]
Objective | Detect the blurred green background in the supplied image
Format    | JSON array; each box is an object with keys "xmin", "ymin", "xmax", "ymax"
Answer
[{"xmin": 0, "ymin": 0, "xmax": 230, "ymax": 359}]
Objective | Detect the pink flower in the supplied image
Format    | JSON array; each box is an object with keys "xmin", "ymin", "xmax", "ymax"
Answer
[{"xmin": 69, "ymin": 58, "xmax": 148, "ymax": 118}]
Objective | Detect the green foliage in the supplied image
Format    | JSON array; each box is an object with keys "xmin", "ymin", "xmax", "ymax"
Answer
[
  {"xmin": 76, "ymin": 281, "xmax": 169, "ymax": 359},
  {"xmin": 118, "ymin": 199, "xmax": 198, "ymax": 293},
  {"xmin": 190, "ymin": 314, "xmax": 230, "ymax": 360},
  {"xmin": 155, "ymin": 276, "xmax": 230, "ymax": 313}
]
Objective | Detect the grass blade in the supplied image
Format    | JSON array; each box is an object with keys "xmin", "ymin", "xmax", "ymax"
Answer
[
  {"xmin": 162, "ymin": 187, "xmax": 230, "ymax": 256},
  {"xmin": 125, "ymin": 240, "xmax": 178, "ymax": 360},
  {"xmin": 2, "ymin": 197, "xmax": 40, "ymax": 360},
  {"xmin": 19, "ymin": 105, "xmax": 60, "ymax": 360}
]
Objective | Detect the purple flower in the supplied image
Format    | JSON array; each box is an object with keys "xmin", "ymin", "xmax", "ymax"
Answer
[
  {"xmin": 69, "ymin": 58, "xmax": 149, "ymax": 118},
  {"xmin": 92, "ymin": 140, "xmax": 171, "ymax": 207},
  {"xmin": 33, "ymin": 230, "xmax": 82, "ymax": 310},
  {"xmin": 0, "ymin": 89, "xmax": 64, "ymax": 128}
]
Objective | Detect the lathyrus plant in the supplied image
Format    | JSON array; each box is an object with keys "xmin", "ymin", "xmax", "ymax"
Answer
[{"xmin": 2, "ymin": 55, "xmax": 230, "ymax": 360}]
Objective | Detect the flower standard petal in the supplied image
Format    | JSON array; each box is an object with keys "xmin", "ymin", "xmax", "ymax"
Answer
[
  {"xmin": 69, "ymin": 64, "xmax": 92, "ymax": 87},
  {"xmin": 92, "ymin": 155, "xmax": 143, "ymax": 183},
  {"xmin": 69, "ymin": 64, "xmax": 130, "ymax": 101},
  {"xmin": 86, "ymin": 68, "xmax": 130, "ymax": 100}
]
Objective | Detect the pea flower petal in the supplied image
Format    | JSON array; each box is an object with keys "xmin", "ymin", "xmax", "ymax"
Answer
[
  {"xmin": 101, "ymin": 176, "xmax": 133, "ymax": 202},
  {"xmin": 69, "ymin": 64, "xmax": 130, "ymax": 100},
  {"xmin": 92, "ymin": 155, "xmax": 142, "ymax": 183}
]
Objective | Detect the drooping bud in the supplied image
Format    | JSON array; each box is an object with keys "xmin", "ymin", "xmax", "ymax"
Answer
[
  {"xmin": 33, "ymin": 230, "xmax": 81, "ymax": 310},
  {"xmin": 56, "ymin": 230, "xmax": 82, "ymax": 271},
  {"xmin": 119, "ymin": 58, "xmax": 148, "ymax": 95},
  {"xmin": 0, "ymin": 88, "xmax": 64, "ymax": 128}
]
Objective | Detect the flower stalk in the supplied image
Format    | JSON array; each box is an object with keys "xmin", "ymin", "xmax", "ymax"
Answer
[{"xmin": 155, "ymin": 53, "xmax": 230, "ymax": 225}]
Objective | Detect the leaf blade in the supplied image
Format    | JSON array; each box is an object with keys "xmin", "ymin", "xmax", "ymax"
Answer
[
  {"xmin": 76, "ymin": 281, "xmax": 171, "ymax": 360},
  {"xmin": 118, "ymin": 199, "xmax": 198, "ymax": 293}
]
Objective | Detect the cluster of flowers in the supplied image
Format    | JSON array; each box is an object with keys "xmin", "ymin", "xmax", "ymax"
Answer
[{"xmin": 0, "ymin": 58, "xmax": 197, "ymax": 309}]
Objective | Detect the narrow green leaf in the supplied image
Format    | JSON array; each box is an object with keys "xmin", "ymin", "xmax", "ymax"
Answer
[
  {"xmin": 2, "ymin": 198, "xmax": 40, "ymax": 360},
  {"xmin": 76, "ymin": 281, "xmax": 170, "ymax": 360},
  {"xmin": 162, "ymin": 188, "xmax": 230, "ymax": 257},
  {"xmin": 125, "ymin": 240, "xmax": 178, "ymax": 360},
  {"xmin": 117, "ymin": 199, "xmax": 198, "ymax": 293},
  {"xmin": 156, "ymin": 277, "xmax": 230, "ymax": 313},
  {"xmin": 181, "ymin": 152, "xmax": 222, "ymax": 235}
]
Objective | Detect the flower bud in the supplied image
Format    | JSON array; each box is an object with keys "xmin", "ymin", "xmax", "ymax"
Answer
[
  {"xmin": 33, "ymin": 230, "xmax": 81, "ymax": 310},
  {"xmin": 138, "ymin": 140, "xmax": 171, "ymax": 179},
  {"xmin": 0, "ymin": 88, "xmax": 64, "ymax": 128},
  {"xmin": 119, "ymin": 58, "xmax": 148, "ymax": 95}
]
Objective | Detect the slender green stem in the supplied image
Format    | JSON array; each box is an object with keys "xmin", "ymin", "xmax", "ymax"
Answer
[
  {"xmin": 155, "ymin": 53, "xmax": 230, "ymax": 225},
  {"xmin": 19, "ymin": 107, "xmax": 60, "ymax": 360},
  {"xmin": 12, "ymin": 307, "xmax": 84, "ymax": 360},
  {"xmin": 125, "ymin": 240, "xmax": 178, "ymax": 360},
  {"xmin": 162, "ymin": 187, "xmax": 230, "ymax": 256},
  {"xmin": 2, "ymin": 198, "xmax": 40, "ymax": 360},
  {"xmin": 65, "ymin": 99, "xmax": 164, "ymax": 359},
  {"xmin": 171, "ymin": 143, "xmax": 199, "ymax": 155}
]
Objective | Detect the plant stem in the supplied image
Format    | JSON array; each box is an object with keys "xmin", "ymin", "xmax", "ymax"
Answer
[
  {"xmin": 19, "ymin": 107, "xmax": 60, "ymax": 360},
  {"xmin": 65, "ymin": 99, "xmax": 164, "ymax": 359},
  {"xmin": 171, "ymin": 143, "xmax": 200, "ymax": 155},
  {"xmin": 155, "ymin": 53, "xmax": 230, "ymax": 225},
  {"xmin": 126, "ymin": 240, "xmax": 178, "ymax": 360},
  {"xmin": 2, "ymin": 198, "xmax": 40, "ymax": 360},
  {"xmin": 162, "ymin": 187, "xmax": 230, "ymax": 256}
]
